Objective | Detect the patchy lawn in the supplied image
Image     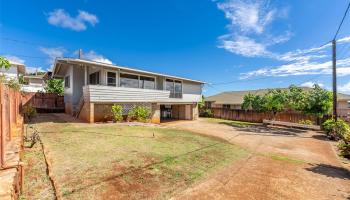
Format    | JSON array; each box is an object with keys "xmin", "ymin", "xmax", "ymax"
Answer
[
  {"xmin": 21, "ymin": 141, "xmax": 56, "ymax": 200},
  {"xmin": 203, "ymin": 117, "xmax": 260, "ymax": 127},
  {"xmin": 28, "ymin": 114, "xmax": 248, "ymax": 199}
]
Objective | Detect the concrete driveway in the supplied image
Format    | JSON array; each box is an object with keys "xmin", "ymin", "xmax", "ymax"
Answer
[{"xmin": 164, "ymin": 118, "xmax": 350, "ymax": 200}]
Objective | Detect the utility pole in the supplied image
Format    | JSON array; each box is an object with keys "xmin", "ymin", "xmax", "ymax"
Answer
[{"xmin": 332, "ymin": 39, "xmax": 337, "ymax": 121}]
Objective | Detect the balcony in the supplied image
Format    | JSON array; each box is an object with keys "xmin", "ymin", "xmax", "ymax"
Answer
[{"xmin": 83, "ymin": 85, "xmax": 200, "ymax": 103}]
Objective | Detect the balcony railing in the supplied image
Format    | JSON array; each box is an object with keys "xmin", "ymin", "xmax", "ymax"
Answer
[{"xmin": 170, "ymin": 92, "xmax": 183, "ymax": 98}]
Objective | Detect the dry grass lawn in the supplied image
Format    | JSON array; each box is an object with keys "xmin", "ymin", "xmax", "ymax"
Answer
[{"xmin": 26, "ymin": 114, "xmax": 248, "ymax": 199}]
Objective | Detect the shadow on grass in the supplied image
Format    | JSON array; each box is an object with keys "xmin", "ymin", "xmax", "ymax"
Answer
[
  {"xmin": 306, "ymin": 163, "xmax": 350, "ymax": 180},
  {"xmin": 219, "ymin": 121, "xmax": 307, "ymax": 137},
  {"xmin": 39, "ymin": 130, "xmax": 155, "ymax": 139}
]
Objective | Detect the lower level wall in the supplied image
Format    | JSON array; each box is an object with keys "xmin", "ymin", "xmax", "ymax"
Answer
[
  {"xmin": 65, "ymin": 103, "xmax": 73, "ymax": 115},
  {"xmin": 77, "ymin": 102, "xmax": 198, "ymax": 124}
]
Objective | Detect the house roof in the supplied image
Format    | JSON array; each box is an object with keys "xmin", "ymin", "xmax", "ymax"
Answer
[
  {"xmin": 52, "ymin": 58, "xmax": 206, "ymax": 84},
  {"xmin": 9, "ymin": 61, "xmax": 25, "ymax": 74},
  {"xmin": 206, "ymin": 88, "xmax": 350, "ymax": 105}
]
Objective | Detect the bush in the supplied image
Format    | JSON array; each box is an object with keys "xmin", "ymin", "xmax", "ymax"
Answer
[
  {"xmin": 298, "ymin": 119, "xmax": 313, "ymax": 125},
  {"xmin": 323, "ymin": 119, "xmax": 350, "ymax": 140},
  {"xmin": 23, "ymin": 105, "xmax": 37, "ymax": 122},
  {"xmin": 111, "ymin": 104, "xmax": 123, "ymax": 122},
  {"xmin": 338, "ymin": 140, "xmax": 350, "ymax": 158},
  {"xmin": 128, "ymin": 106, "xmax": 150, "ymax": 122},
  {"xmin": 7, "ymin": 79, "xmax": 21, "ymax": 91},
  {"xmin": 201, "ymin": 109, "xmax": 213, "ymax": 117}
]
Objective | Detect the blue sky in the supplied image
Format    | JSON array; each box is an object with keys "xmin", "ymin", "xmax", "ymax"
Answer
[{"xmin": 1, "ymin": 0, "xmax": 350, "ymax": 95}]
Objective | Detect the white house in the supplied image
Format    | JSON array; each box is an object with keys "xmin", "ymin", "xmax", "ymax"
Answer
[
  {"xmin": 21, "ymin": 74, "xmax": 46, "ymax": 92},
  {"xmin": 0, "ymin": 61, "xmax": 25, "ymax": 80},
  {"xmin": 52, "ymin": 58, "xmax": 205, "ymax": 123}
]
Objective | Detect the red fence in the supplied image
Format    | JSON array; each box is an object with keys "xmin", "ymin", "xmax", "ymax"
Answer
[
  {"xmin": 0, "ymin": 84, "xmax": 24, "ymax": 196},
  {"xmin": 22, "ymin": 92, "xmax": 64, "ymax": 113},
  {"xmin": 202, "ymin": 108, "xmax": 327, "ymax": 125}
]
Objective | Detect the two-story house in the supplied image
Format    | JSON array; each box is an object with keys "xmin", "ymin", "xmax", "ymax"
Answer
[{"xmin": 51, "ymin": 58, "xmax": 204, "ymax": 123}]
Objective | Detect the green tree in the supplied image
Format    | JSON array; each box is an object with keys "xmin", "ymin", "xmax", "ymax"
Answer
[
  {"xmin": 242, "ymin": 93, "xmax": 267, "ymax": 112},
  {"xmin": 0, "ymin": 57, "xmax": 11, "ymax": 70},
  {"xmin": 242, "ymin": 93, "xmax": 255, "ymax": 110},
  {"xmin": 263, "ymin": 89, "xmax": 288, "ymax": 119},
  {"xmin": 303, "ymin": 84, "xmax": 332, "ymax": 117},
  {"xmin": 198, "ymin": 95, "xmax": 205, "ymax": 109},
  {"xmin": 45, "ymin": 79, "xmax": 64, "ymax": 95},
  {"xmin": 287, "ymin": 85, "xmax": 307, "ymax": 111}
]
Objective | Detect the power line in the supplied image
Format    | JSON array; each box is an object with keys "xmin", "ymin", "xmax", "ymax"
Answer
[{"xmin": 334, "ymin": 1, "xmax": 350, "ymax": 40}]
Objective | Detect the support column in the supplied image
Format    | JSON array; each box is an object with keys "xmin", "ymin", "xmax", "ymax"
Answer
[
  {"xmin": 84, "ymin": 65, "xmax": 88, "ymax": 86},
  {"xmin": 150, "ymin": 103, "xmax": 160, "ymax": 124},
  {"xmin": 89, "ymin": 103, "xmax": 95, "ymax": 123},
  {"xmin": 192, "ymin": 103, "xmax": 199, "ymax": 120}
]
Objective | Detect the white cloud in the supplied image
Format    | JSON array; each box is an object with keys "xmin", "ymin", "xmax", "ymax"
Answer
[
  {"xmin": 3, "ymin": 55, "xmax": 25, "ymax": 65},
  {"xmin": 339, "ymin": 81, "xmax": 350, "ymax": 94},
  {"xmin": 39, "ymin": 47, "xmax": 66, "ymax": 66},
  {"xmin": 47, "ymin": 9, "xmax": 98, "ymax": 31},
  {"xmin": 240, "ymin": 35, "xmax": 350, "ymax": 78},
  {"xmin": 218, "ymin": 35, "xmax": 272, "ymax": 57},
  {"xmin": 216, "ymin": 0, "xmax": 291, "ymax": 58},
  {"xmin": 217, "ymin": 0, "xmax": 275, "ymax": 34},
  {"xmin": 300, "ymin": 81, "xmax": 324, "ymax": 88},
  {"xmin": 84, "ymin": 50, "xmax": 113, "ymax": 64}
]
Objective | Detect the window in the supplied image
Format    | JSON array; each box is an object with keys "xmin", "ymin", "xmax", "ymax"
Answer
[
  {"xmin": 107, "ymin": 71, "xmax": 116, "ymax": 86},
  {"xmin": 223, "ymin": 104, "xmax": 231, "ymax": 109},
  {"xmin": 120, "ymin": 73, "xmax": 139, "ymax": 88},
  {"xmin": 64, "ymin": 76, "xmax": 70, "ymax": 88},
  {"xmin": 166, "ymin": 79, "xmax": 182, "ymax": 98},
  {"xmin": 89, "ymin": 71, "xmax": 100, "ymax": 85},
  {"xmin": 139, "ymin": 76, "xmax": 155, "ymax": 89}
]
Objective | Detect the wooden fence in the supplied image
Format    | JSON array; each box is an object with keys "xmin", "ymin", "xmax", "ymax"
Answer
[
  {"xmin": 22, "ymin": 92, "xmax": 64, "ymax": 113},
  {"xmin": 201, "ymin": 107, "xmax": 327, "ymax": 125},
  {"xmin": 0, "ymin": 84, "xmax": 24, "ymax": 197}
]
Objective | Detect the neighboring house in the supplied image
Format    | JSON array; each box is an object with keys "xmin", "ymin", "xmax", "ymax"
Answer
[
  {"xmin": 205, "ymin": 88, "xmax": 350, "ymax": 118},
  {"xmin": 52, "ymin": 58, "xmax": 204, "ymax": 123},
  {"xmin": 21, "ymin": 74, "xmax": 47, "ymax": 92},
  {"xmin": 0, "ymin": 61, "xmax": 25, "ymax": 80}
]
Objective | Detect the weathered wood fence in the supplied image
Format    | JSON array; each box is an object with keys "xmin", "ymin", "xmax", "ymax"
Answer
[
  {"xmin": 201, "ymin": 107, "xmax": 328, "ymax": 125},
  {"xmin": 0, "ymin": 84, "xmax": 24, "ymax": 198},
  {"xmin": 22, "ymin": 92, "xmax": 64, "ymax": 113}
]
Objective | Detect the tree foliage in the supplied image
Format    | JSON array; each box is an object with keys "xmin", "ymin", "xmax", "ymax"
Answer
[
  {"xmin": 45, "ymin": 79, "xmax": 64, "ymax": 95},
  {"xmin": 0, "ymin": 57, "xmax": 11, "ymax": 70},
  {"xmin": 303, "ymin": 85, "xmax": 332, "ymax": 117},
  {"xmin": 198, "ymin": 95, "xmax": 205, "ymax": 109},
  {"xmin": 241, "ymin": 84, "xmax": 332, "ymax": 118}
]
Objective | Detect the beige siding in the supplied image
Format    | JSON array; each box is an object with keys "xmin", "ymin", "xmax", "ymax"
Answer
[{"xmin": 84, "ymin": 85, "xmax": 201, "ymax": 103}]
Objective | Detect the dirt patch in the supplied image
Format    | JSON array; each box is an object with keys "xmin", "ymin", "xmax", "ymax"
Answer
[{"xmin": 167, "ymin": 118, "xmax": 350, "ymax": 200}]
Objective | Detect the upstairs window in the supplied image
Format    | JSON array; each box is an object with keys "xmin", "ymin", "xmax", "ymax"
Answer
[
  {"xmin": 166, "ymin": 79, "xmax": 182, "ymax": 98},
  {"xmin": 89, "ymin": 71, "xmax": 100, "ymax": 85},
  {"xmin": 120, "ymin": 73, "xmax": 139, "ymax": 88},
  {"xmin": 107, "ymin": 71, "xmax": 116, "ymax": 86},
  {"xmin": 139, "ymin": 76, "xmax": 155, "ymax": 89},
  {"xmin": 64, "ymin": 76, "xmax": 70, "ymax": 88}
]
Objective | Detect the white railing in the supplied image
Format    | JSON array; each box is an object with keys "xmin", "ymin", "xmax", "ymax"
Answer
[{"xmin": 83, "ymin": 85, "xmax": 201, "ymax": 103}]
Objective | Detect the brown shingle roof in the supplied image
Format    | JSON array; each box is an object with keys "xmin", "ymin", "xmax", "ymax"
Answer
[{"xmin": 206, "ymin": 88, "xmax": 350, "ymax": 105}]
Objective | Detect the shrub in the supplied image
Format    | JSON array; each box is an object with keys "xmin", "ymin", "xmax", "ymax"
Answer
[
  {"xmin": 201, "ymin": 109, "xmax": 213, "ymax": 117},
  {"xmin": 23, "ymin": 105, "xmax": 37, "ymax": 122},
  {"xmin": 7, "ymin": 79, "xmax": 21, "ymax": 91},
  {"xmin": 128, "ymin": 106, "xmax": 150, "ymax": 122},
  {"xmin": 338, "ymin": 140, "xmax": 350, "ymax": 158},
  {"xmin": 298, "ymin": 119, "xmax": 313, "ymax": 125},
  {"xmin": 323, "ymin": 119, "xmax": 350, "ymax": 140},
  {"xmin": 111, "ymin": 104, "xmax": 123, "ymax": 122}
]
